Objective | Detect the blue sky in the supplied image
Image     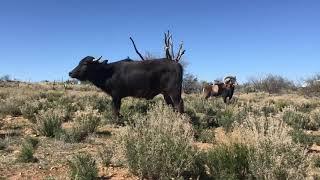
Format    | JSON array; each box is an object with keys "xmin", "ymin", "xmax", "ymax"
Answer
[{"xmin": 0, "ymin": 0, "xmax": 319, "ymax": 83}]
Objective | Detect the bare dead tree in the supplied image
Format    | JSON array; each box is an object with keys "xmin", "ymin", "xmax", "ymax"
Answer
[
  {"xmin": 164, "ymin": 31, "xmax": 185, "ymax": 62},
  {"xmin": 129, "ymin": 37, "xmax": 145, "ymax": 60},
  {"xmin": 129, "ymin": 31, "xmax": 185, "ymax": 62}
]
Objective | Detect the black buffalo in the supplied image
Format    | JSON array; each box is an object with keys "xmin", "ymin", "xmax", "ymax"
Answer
[{"xmin": 69, "ymin": 56, "xmax": 184, "ymax": 118}]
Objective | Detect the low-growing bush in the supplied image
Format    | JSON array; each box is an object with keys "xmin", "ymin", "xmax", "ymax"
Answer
[
  {"xmin": 314, "ymin": 156, "xmax": 320, "ymax": 168},
  {"xmin": 206, "ymin": 143, "xmax": 252, "ymax": 179},
  {"xmin": 0, "ymin": 97, "xmax": 25, "ymax": 117},
  {"xmin": 68, "ymin": 153, "xmax": 98, "ymax": 180},
  {"xmin": 117, "ymin": 102, "xmax": 196, "ymax": 179},
  {"xmin": 20, "ymin": 100, "xmax": 42, "ymax": 123},
  {"xmin": 17, "ymin": 142, "xmax": 37, "ymax": 163},
  {"xmin": 36, "ymin": 108, "xmax": 64, "ymax": 137},
  {"xmin": 60, "ymin": 126, "xmax": 89, "ymax": 143},
  {"xmin": 61, "ymin": 107, "xmax": 102, "ymax": 143},
  {"xmin": 25, "ymin": 136, "xmax": 39, "ymax": 148},
  {"xmin": 239, "ymin": 114, "xmax": 309, "ymax": 179},
  {"xmin": 74, "ymin": 107, "xmax": 101, "ymax": 133},
  {"xmin": 98, "ymin": 146, "xmax": 114, "ymax": 167},
  {"xmin": 216, "ymin": 109, "xmax": 235, "ymax": 132},
  {"xmin": 283, "ymin": 107, "xmax": 315, "ymax": 130},
  {"xmin": 0, "ymin": 139, "xmax": 8, "ymax": 150},
  {"xmin": 291, "ymin": 129, "xmax": 320, "ymax": 146},
  {"xmin": 195, "ymin": 128, "xmax": 215, "ymax": 143}
]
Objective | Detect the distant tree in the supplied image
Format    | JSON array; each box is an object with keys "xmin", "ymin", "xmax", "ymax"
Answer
[
  {"xmin": 0, "ymin": 75, "xmax": 10, "ymax": 81},
  {"xmin": 183, "ymin": 73, "xmax": 202, "ymax": 94},
  {"xmin": 301, "ymin": 73, "xmax": 320, "ymax": 96},
  {"xmin": 247, "ymin": 74, "xmax": 296, "ymax": 94}
]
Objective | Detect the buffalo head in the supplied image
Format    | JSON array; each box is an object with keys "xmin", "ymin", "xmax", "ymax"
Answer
[
  {"xmin": 69, "ymin": 56, "xmax": 107, "ymax": 81},
  {"xmin": 224, "ymin": 76, "xmax": 237, "ymax": 86}
]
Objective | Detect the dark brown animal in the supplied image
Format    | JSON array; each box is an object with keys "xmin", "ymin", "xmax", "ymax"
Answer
[{"xmin": 203, "ymin": 76, "xmax": 237, "ymax": 103}]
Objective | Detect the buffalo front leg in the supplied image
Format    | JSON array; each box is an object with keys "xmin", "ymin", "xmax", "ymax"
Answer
[
  {"xmin": 112, "ymin": 97, "xmax": 122, "ymax": 118},
  {"xmin": 163, "ymin": 94, "xmax": 174, "ymax": 107}
]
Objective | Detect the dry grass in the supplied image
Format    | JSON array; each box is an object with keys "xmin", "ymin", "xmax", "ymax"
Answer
[{"xmin": 0, "ymin": 83, "xmax": 320, "ymax": 179}]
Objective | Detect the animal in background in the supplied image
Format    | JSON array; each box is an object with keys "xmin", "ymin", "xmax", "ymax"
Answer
[{"xmin": 203, "ymin": 76, "xmax": 237, "ymax": 103}]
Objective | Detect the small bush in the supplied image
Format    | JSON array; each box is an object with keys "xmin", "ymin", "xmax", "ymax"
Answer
[
  {"xmin": 68, "ymin": 153, "xmax": 98, "ymax": 180},
  {"xmin": 217, "ymin": 109, "xmax": 235, "ymax": 131},
  {"xmin": 314, "ymin": 156, "xmax": 320, "ymax": 168},
  {"xmin": 20, "ymin": 100, "xmax": 42, "ymax": 123},
  {"xmin": 74, "ymin": 107, "xmax": 101, "ymax": 133},
  {"xmin": 0, "ymin": 139, "xmax": 8, "ymax": 150},
  {"xmin": 283, "ymin": 107, "xmax": 315, "ymax": 130},
  {"xmin": 61, "ymin": 107, "xmax": 102, "ymax": 143},
  {"xmin": 310, "ymin": 108, "xmax": 320, "ymax": 130},
  {"xmin": 98, "ymin": 147, "xmax": 113, "ymax": 167},
  {"xmin": 238, "ymin": 114, "xmax": 309, "ymax": 179},
  {"xmin": 275, "ymin": 100, "xmax": 291, "ymax": 111},
  {"xmin": 60, "ymin": 126, "xmax": 88, "ymax": 143},
  {"xmin": 17, "ymin": 142, "xmax": 37, "ymax": 163},
  {"xmin": 118, "ymin": 102, "xmax": 196, "ymax": 179},
  {"xmin": 25, "ymin": 136, "xmax": 39, "ymax": 148},
  {"xmin": 206, "ymin": 143, "xmax": 252, "ymax": 179},
  {"xmin": 291, "ymin": 129, "xmax": 320, "ymax": 146},
  {"xmin": 195, "ymin": 128, "xmax": 215, "ymax": 143},
  {"xmin": 36, "ymin": 108, "xmax": 64, "ymax": 137},
  {"xmin": 0, "ymin": 97, "xmax": 25, "ymax": 117}
]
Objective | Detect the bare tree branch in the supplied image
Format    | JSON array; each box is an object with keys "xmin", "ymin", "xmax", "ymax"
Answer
[
  {"xmin": 175, "ymin": 41, "xmax": 185, "ymax": 62},
  {"xmin": 170, "ymin": 35, "xmax": 174, "ymax": 60},
  {"xmin": 164, "ymin": 31, "xmax": 173, "ymax": 60},
  {"xmin": 129, "ymin": 37, "xmax": 145, "ymax": 61}
]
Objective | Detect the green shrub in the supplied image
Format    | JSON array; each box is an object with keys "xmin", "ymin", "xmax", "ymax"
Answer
[
  {"xmin": 291, "ymin": 129, "xmax": 320, "ymax": 146},
  {"xmin": 216, "ymin": 109, "xmax": 235, "ymax": 132},
  {"xmin": 283, "ymin": 108, "xmax": 314, "ymax": 130},
  {"xmin": 98, "ymin": 147, "xmax": 113, "ymax": 167},
  {"xmin": 40, "ymin": 90, "xmax": 64, "ymax": 102},
  {"xmin": 0, "ymin": 139, "xmax": 7, "ymax": 150},
  {"xmin": 118, "ymin": 102, "xmax": 196, "ymax": 179},
  {"xmin": 238, "ymin": 114, "xmax": 309, "ymax": 179},
  {"xmin": 0, "ymin": 97, "xmax": 25, "ymax": 117},
  {"xmin": 195, "ymin": 128, "xmax": 215, "ymax": 143},
  {"xmin": 249, "ymin": 139, "xmax": 308, "ymax": 179},
  {"xmin": 25, "ymin": 136, "xmax": 39, "ymax": 148},
  {"xmin": 17, "ymin": 142, "xmax": 37, "ymax": 163},
  {"xmin": 61, "ymin": 107, "xmax": 102, "ymax": 143},
  {"xmin": 206, "ymin": 143, "xmax": 252, "ymax": 180},
  {"xmin": 120, "ymin": 97, "xmax": 158, "ymax": 124},
  {"xmin": 74, "ymin": 107, "xmax": 101, "ymax": 133},
  {"xmin": 261, "ymin": 105, "xmax": 277, "ymax": 115},
  {"xmin": 275, "ymin": 100, "xmax": 290, "ymax": 111},
  {"xmin": 310, "ymin": 109, "xmax": 320, "ymax": 130},
  {"xmin": 68, "ymin": 153, "xmax": 98, "ymax": 180},
  {"xmin": 20, "ymin": 100, "xmax": 42, "ymax": 123},
  {"xmin": 314, "ymin": 156, "xmax": 320, "ymax": 168},
  {"xmin": 36, "ymin": 108, "xmax": 63, "ymax": 137},
  {"xmin": 297, "ymin": 102, "xmax": 317, "ymax": 113},
  {"xmin": 60, "ymin": 126, "xmax": 88, "ymax": 143}
]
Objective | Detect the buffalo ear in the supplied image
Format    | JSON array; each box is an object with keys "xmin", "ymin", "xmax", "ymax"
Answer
[{"xmin": 85, "ymin": 56, "xmax": 95, "ymax": 61}]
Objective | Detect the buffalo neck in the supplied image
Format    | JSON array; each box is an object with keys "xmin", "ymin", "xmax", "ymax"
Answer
[{"xmin": 86, "ymin": 64, "xmax": 112, "ymax": 91}]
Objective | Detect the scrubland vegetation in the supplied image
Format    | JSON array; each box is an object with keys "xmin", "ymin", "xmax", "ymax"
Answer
[{"xmin": 1, "ymin": 75, "xmax": 320, "ymax": 179}]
